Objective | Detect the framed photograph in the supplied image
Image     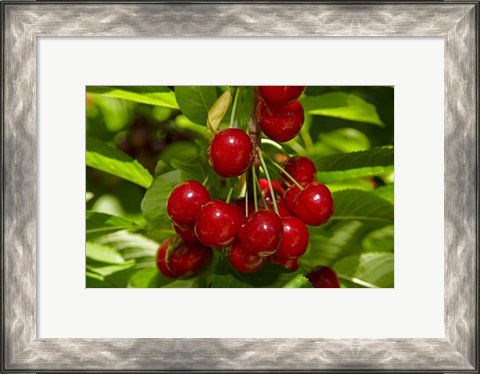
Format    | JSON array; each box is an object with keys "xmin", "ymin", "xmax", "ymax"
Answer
[{"xmin": 2, "ymin": 1, "xmax": 478, "ymax": 372}]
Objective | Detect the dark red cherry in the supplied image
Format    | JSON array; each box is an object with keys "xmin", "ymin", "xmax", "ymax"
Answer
[
  {"xmin": 259, "ymin": 178, "xmax": 284, "ymax": 201},
  {"xmin": 173, "ymin": 223, "xmax": 197, "ymax": 242},
  {"xmin": 232, "ymin": 198, "xmax": 255, "ymax": 216},
  {"xmin": 208, "ymin": 128, "xmax": 253, "ymax": 177},
  {"xmin": 266, "ymin": 199, "xmax": 290, "ymax": 218},
  {"xmin": 280, "ymin": 156, "xmax": 316, "ymax": 186},
  {"xmin": 167, "ymin": 180, "xmax": 211, "ymax": 226},
  {"xmin": 228, "ymin": 240, "xmax": 265, "ymax": 273},
  {"xmin": 238, "ymin": 209, "xmax": 283, "ymax": 257},
  {"xmin": 276, "ymin": 216, "xmax": 310, "ymax": 259},
  {"xmin": 195, "ymin": 200, "xmax": 243, "ymax": 248},
  {"xmin": 257, "ymin": 86, "xmax": 305, "ymax": 106},
  {"xmin": 283, "ymin": 182, "xmax": 308, "ymax": 214},
  {"xmin": 294, "ymin": 182, "xmax": 334, "ymax": 226},
  {"xmin": 256, "ymin": 100, "xmax": 304, "ymax": 142},
  {"xmin": 269, "ymin": 252, "xmax": 300, "ymax": 272},
  {"xmin": 155, "ymin": 239, "xmax": 178, "ymax": 278},
  {"xmin": 167, "ymin": 240, "xmax": 212, "ymax": 277},
  {"xmin": 307, "ymin": 266, "xmax": 340, "ymax": 288}
]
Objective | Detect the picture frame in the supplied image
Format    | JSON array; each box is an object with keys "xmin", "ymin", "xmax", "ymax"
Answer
[{"xmin": 1, "ymin": 1, "xmax": 478, "ymax": 372}]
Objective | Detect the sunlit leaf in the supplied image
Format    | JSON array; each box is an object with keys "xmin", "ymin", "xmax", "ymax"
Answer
[
  {"xmin": 86, "ymin": 211, "xmax": 140, "ymax": 241},
  {"xmin": 86, "ymin": 137, "xmax": 153, "ymax": 188},
  {"xmin": 87, "ymin": 86, "xmax": 178, "ymax": 108},
  {"xmin": 86, "ymin": 242, "xmax": 126, "ymax": 264},
  {"xmin": 175, "ymin": 86, "xmax": 217, "ymax": 125},
  {"xmin": 207, "ymin": 88, "xmax": 233, "ymax": 133},
  {"xmin": 301, "ymin": 92, "xmax": 384, "ymax": 126}
]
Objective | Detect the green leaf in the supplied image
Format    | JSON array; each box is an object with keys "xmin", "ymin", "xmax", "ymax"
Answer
[
  {"xmin": 170, "ymin": 157, "xmax": 208, "ymax": 183},
  {"xmin": 86, "ymin": 211, "xmax": 140, "ymax": 241},
  {"xmin": 86, "ymin": 242, "xmax": 126, "ymax": 264},
  {"xmin": 283, "ymin": 274, "xmax": 313, "ymax": 288},
  {"xmin": 87, "ymin": 86, "xmax": 178, "ymax": 108},
  {"xmin": 373, "ymin": 185, "xmax": 394, "ymax": 204},
  {"xmin": 315, "ymin": 147, "xmax": 394, "ymax": 183},
  {"xmin": 87, "ymin": 260, "xmax": 136, "ymax": 287},
  {"xmin": 301, "ymin": 92, "xmax": 384, "ymax": 126},
  {"xmin": 362, "ymin": 225, "xmax": 394, "ymax": 252},
  {"xmin": 302, "ymin": 221, "xmax": 370, "ymax": 271},
  {"xmin": 140, "ymin": 170, "xmax": 182, "ymax": 224},
  {"xmin": 211, "ymin": 261, "xmax": 303, "ymax": 288},
  {"xmin": 207, "ymin": 88, "xmax": 233, "ymax": 132},
  {"xmin": 325, "ymin": 178, "xmax": 375, "ymax": 193},
  {"xmin": 86, "ymin": 271, "xmax": 115, "ymax": 288},
  {"xmin": 333, "ymin": 252, "xmax": 394, "ymax": 288},
  {"xmin": 128, "ymin": 267, "xmax": 174, "ymax": 288},
  {"xmin": 86, "ymin": 137, "xmax": 153, "ymax": 188},
  {"xmin": 332, "ymin": 190, "xmax": 394, "ymax": 227},
  {"xmin": 175, "ymin": 86, "xmax": 217, "ymax": 125}
]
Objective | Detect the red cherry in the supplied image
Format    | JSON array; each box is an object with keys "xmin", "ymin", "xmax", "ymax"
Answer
[
  {"xmin": 307, "ymin": 266, "xmax": 340, "ymax": 288},
  {"xmin": 294, "ymin": 182, "xmax": 334, "ymax": 226},
  {"xmin": 259, "ymin": 178, "xmax": 284, "ymax": 201},
  {"xmin": 276, "ymin": 216, "xmax": 310, "ymax": 259},
  {"xmin": 257, "ymin": 86, "xmax": 305, "ymax": 106},
  {"xmin": 238, "ymin": 209, "xmax": 283, "ymax": 257},
  {"xmin": 156, "ymin": 239, "xmax": 178, "ymax": 278},
  {"xmin": 266, "ymin": 199, "xmax": 290, "ymax": 218},
  {"xmin": 208, "ymin": 128, "xmax": 253, "ymax": 177},
  {"xmin": 195, "ymin": 200, "xmax": 243, "ymax": 248},
  {"xmin": 269, "ymin": 252, "xmax": 300, "ymax": 272},
  {"xmin": 228, "ymin": 240, "xmax": 265, "ymax": 273},
  {"xmin": 283, "ymin": 182, "xmax": 308, "ymax": 214},
  {"xmin": 173, "ymin": 223, "xmax": 197, "ymax": 242},
  {"xmin": 280, "ymin": 156, "xmax": 316, "ymax": 186},
  {"xmin": 167, "ymin": 240, "xmax": 212, "ymax": 277},
  {"xmin": 167, "ymin": 180, "xmax": 211, "ymax": 226},
  {"xmin": 256, "ymin": 100, "xmax": 304, "ymax": 142}
]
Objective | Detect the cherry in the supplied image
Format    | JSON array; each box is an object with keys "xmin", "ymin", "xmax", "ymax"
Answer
[
  {"xmin": 238, "ymin": 209, "xmax": 283, "ymax": 257},
  {"xmin": 167, "ymin": 240, "xmax": 212, "ymax": 277},
  {"xmin": 259, "ymin": 178, "xmax": 283, "ymax": 201},
  {"xmin": 266, "ymin": 198, "xmax": 290, "ymax": 218},
  {"xmin": 269, "ymin": 252, "xmax": 300, "ymax": 272},
  {"xmin": 173, "ymin": 223, "xmax": 197, "ymax": 242},
  {"xmin": 276, "ymin": 216, "xmax": 310, "ymax": 259},
  {"xmin": 256, "ymin": 100, "xmax": 304, "ymax": 142},
  {"xmin": 307, "ymin": 266, "xmax": 340, "ymax": 288},
  {"xmin": 257, "ymin": 86, "xmax": 305, "ymax": 106},
  {"xmin": 156, "ymin": 239, "xmax": 178, "ymax": 278},
  {"xmin": 195, "ymin": 200, "xmax": 243, "ymax": 248},
  {"xmin": 280, "ymin": 156, "xmax": 316, "ymax": 186},
  {"xmin": 167, "ymin": 180, "xmax": 211, "ymax": 226},
  {"xmin": 294, "ymin": 182, "xmax": 334, "ymax": 226},
  {"xmin": 228, "ymin": 240, "xmax": 265, "ymax": 273},
  {"xmin": 283, "ymin": 182, "xmax": 308, "ymax": 214},
  {"xmin": 208, "ymin": 128, "xmax": 253, "ymax": 177}
]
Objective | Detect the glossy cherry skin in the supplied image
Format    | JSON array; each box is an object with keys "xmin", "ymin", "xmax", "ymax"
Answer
[
  {"xmin": 238, "ymin": 209, "xmax": 283, "ymax": 257},
  {"xmin": 228, "ymin": 240, "xmax": 265, "ymax": 273},
  {"xmin": 259, "ymin": 178, "xmax": 284, "ymax": 201},
  {"xmin": 195, "ymin": 200, "xmax": 244, "ymax": 248},
  {"xmin": 257, "ymin": 86, "xmax": 305, "ymax": 106},
  {"xmin": 256, "ymin": 100, "xmax": 304, "ymax": 143},
  {"xmin": 280, "ymin": 156, "xmax": 316, "ymax": 186},
  {"xmin": 167, "ymin": 240, "xmax": 212, "ymax": 277},
  {"xmin": 173, "ymin": 223, "xmax": 197, "ymax": 242},
  {"xmin": 283, "ymin": 182, "xmax": 308, "ymax": 214},
  {"xmin": 269, "ymin": 252, "xmax": 300, "ymax": 272},
  {"xmin": 294, "ymin": 182, "xmax": 334, "ymax": 226},
  {"xmin": 307, "ymin": 266, "xmax": 340, "ymax": 288},
  {"xmin": 156, "ymin": 239, "xmax": 178, "ymax": 278},
  {"xmin": 276, "ymin": 216, "xmax": 310, "ymax": 259},
  {"xmin": 167, "ymin": 180, "xmax": 211, "ymax": 226},
  {"xmin": 208, "ymin": 128, "xmax": 253, "ymax": 177},
  {"xmin": 266, "ymin": 198, "xmax": 290, "ymax": 218}
]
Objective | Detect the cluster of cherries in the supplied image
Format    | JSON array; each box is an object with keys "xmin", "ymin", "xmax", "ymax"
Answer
[{"xmin": 155, "ymin": 86, "xmax": 338, "ymax": 287}]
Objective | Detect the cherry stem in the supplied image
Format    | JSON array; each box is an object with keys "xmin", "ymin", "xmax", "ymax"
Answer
[
  {"xmin": 258, "ymin": 152, "xmax": 279, "ymax": 216},
  {"xmin": 252, "ymin": 167, "xmax": 259, "ymax": 212},
  {"xmin": 244, "ymin": 185, "xmax": 249, "ymax": 217},
  {"xmin": 229, "ymin": 87, "xmax": 241, "ymax": 129},
  {"xmin": 202, "ymin": 174, "xmax": 210, "ymax": 187},
  {"xmin": 264, "ymin": 154, "xmax": 304, "ymax": 191},
  {"xmin": 252, "ymin": 168, "xmax": 267, "ymax": 209},
  {"xmin": 226, "ymin": 187, "xmax": 234, "ymax": 203}
]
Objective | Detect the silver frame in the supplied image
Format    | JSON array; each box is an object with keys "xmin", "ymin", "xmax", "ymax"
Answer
[{"xmin": 2, "ymin": 1, "xmax": 478, "ymax": 372}]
